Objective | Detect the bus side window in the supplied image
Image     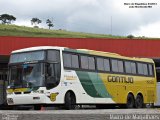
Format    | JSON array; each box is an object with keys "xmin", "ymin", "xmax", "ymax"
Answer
[
  {"xmin": 137, "ymin": 63, "xmax": 144, "ymax": 75},
  {"xmin": 63, "ymin": 53, "xmax": 71, "ymax": 68},
  {"xmin": 143, "ymin": 64, "xmax": 148, "ymax": 75},
  {"xmin": 104, "ymin": 59, "xmax": 110, "ymax": 72},
  {"xmin": 63, "ymin": 53, "xmax": 79, "ymax": 69},
  {"xmin": 47, "ymin": 50, "xmax": 60, "ymax": 62},
  {"xmin": 131, "ymin": 62, "xmax": 137, "ymax": 74},
  {"xmin": 71, "ymin": 54, "xmax": 79, "ymax": 69},
  {"xmin": 148, "ymin": 64, "xmax": 153, "ymax": 76},
  {"xmin": 88, "ymin": 57, "xmax": 95, "ymax": 70},
  {"xmin": 96, "ymin": 57, "xmax": 110, "ymax": 72},
  {"xmin": 118, "ymin": 60, "xmax": 124, "ymax": 73},
  {"xmin": 97, "ymin": 57, "xmax": 104, "ymax": 71},
  {"xmin": 111, "ymin": 59, "xmax": 124, "ymax": 73},
  {"xmin": 80, "ymin": 56, "xmax": 89, "ymax": 69},
  {"xmin": 125, "ymin": 61, "xmax": 131, "ymax": 74}
]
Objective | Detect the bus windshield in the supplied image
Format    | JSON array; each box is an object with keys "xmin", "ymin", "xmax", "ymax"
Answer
[
  {"xmin": 9, "ymin": 63, "xmax": 44, "ymax": 88},
  {"xmin": 9, "ymin": 51, "xmax": 45, "ymax": 63}
]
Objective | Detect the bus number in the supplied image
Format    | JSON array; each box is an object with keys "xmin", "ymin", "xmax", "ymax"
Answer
[{"xmin": 146, "ymin": 80, "xmax": 154, "ymax": 84}]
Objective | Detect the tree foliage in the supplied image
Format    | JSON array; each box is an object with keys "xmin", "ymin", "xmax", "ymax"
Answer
[
  {"xmin": 127, "ymin": 34, "xmax": 134, "ymax": 39},
  {"xmin": 31, "ymin": 18, "xmax": 42, "ymax": 27},
  {"xmin": 46, "ymin": 19, "xmax": 54, "ymax": 29},
  {"xmin": 0, "ymin": 14, "xmax": 16, "ymax": 24}
]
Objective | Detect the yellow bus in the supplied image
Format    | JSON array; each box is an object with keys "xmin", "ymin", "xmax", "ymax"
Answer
[{"xmin": 7, "ymin": 46, "xmax": 156, "ymax": 109}]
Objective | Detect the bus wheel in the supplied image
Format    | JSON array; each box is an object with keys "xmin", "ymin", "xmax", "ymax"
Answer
[
  {"xmin": 126, "ymin": 94, "xmax": 135, "ymax": 108},
  {"xmin": 65, "ymin": 92, "xmax": 76, "ymax": 110},
  {"xmin": 135, "ymin": 94, "xmax": 144, "ymax": 108}
]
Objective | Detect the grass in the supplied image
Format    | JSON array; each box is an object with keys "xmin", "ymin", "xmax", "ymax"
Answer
[{"xmin": 0, "ymin": 24, "xmax": 126, "ymax": 38}]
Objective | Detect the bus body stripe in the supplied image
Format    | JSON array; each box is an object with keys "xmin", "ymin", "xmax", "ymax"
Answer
[{"xmin": 76, "ymin": 71, "xmax": 112, "ymax": 98}]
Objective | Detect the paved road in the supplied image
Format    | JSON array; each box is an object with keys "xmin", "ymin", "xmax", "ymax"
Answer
[{"xmin": 0, "ymin": 109, "xmax": 160, "ymax": 120}]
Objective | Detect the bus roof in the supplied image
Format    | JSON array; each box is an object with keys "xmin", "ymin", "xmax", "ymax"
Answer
[
  {"xmin": 76, "ymin": 49, "xmax": 154, "ymax": 63},
  {"xmin": 11, "ymin": 46, "xmax": 66, "ymax": 54},
  {"xmin": 11, "ymin": 46, "xmax": 154, "ymax": 63}
]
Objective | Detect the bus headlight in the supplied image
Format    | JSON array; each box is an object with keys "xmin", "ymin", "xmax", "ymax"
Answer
[{"xmin": 7, "ymin": 98, "xmax": 14, "ymax": 104}]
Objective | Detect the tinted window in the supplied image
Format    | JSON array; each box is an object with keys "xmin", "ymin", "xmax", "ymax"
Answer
[
  {"xmin": 88, "ymin": 57, "xmax": 95, "ymax": 70},
  {"xmin": 137, "ymin": 63, "xmax": 143, "ymax": 75},
  {"xmin": 111, "ymin": 59, "xmax": 118, "ymax": 72},
  {"xmin": 143, "ymin": 64, "xmax": 148, "ymax": 75},
  {"xmin": 125, "ymin": 61, "xmax": 137, "ymax": 74},
  {"xmin": 131, "ymin": 62, "xmax": 136, "ymax": 74},
  {"xmin": 97, "ymin": 58, "xmax": 104, "ymax": 71},
  {"xmin": 125, "ymin": 61, "xmax": 131, "ymax": 73},
  {"xmin": 81, "ymin": 56, "xmax": 88, "ymax": 69},
  {"xmin": 10, "ymin": 51, "xmax": 45, "ymax": 63},
  {"xmin": 149, "ymin": 64, "xmax": 153, "ymax": 76},
  {"xmin": 104, "ymin": 59, "xmax": 110, "ymax": 71},
  {"xmin": 72, "ymin": 55, "xmax": 79, "ymax": 68},
  {"xmin": 48, "ymin": 50, "xmax": 60, "ymax": 62},
  {"xmin": 118, "ymin": 61, "xmax": 124, "ymax": 72},
  {"xmin": 111, "ymin": 59, "xmax": 124, "ymax": 73},
  {"xmin": 63, "ymin": 53, "xmax": 71, "ymax": 68}
]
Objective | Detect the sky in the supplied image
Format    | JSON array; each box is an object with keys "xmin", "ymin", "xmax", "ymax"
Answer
[{"xmin": 0, "ymin": 0, "xmax": 160, "ymax": 38}]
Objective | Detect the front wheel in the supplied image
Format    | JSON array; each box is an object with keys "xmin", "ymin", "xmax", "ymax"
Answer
[{"xmin": 64, "ymin": 92, "xmax": 76, "ymax": 110}]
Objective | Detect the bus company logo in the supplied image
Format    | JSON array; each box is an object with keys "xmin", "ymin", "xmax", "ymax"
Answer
[
  {"xmin": 50, "ymin": 92, "xmax": 59, "ymax": 102},
  {"xmin": 65, "ymin": 75, "xmax": 77, "ymax": 80},
  {"xmin": 2, "ymin": 114, "xmax": 18, "ymax": 120},
  {"xmin": 107, "ymin": 76, "xmax": 134, "ymax": 83}
]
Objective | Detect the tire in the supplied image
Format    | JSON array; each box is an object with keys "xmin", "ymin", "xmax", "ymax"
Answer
[
  {"xmin": 126, "ymin": 94, "xmax": 135, "ymax": 108},
  {"xmin": 135, "ymin": 94, "xmax": 144, "ymax": 108},
  {"xmin": 65, "ymin": 92, "xmax": 76, "ymax": 110}
]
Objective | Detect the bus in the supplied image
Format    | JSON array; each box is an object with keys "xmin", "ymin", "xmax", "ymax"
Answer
[{"xmin": 6, "ymin": 46, "xmax": 157, "ymax": 109}]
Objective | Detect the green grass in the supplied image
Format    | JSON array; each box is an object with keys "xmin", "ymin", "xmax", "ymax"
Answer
[{"xmin": 0, "ymin": 24, "xmax": 126, "ymax": 38}]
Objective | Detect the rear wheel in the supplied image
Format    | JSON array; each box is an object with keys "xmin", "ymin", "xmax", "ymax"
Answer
[
  {"xmin": 126, "ymin": 94, "xmax": 135, "ymax": 108},
  {"xmin": 65, "ymin": 92, "xmax": 76, "ymax": 110},
  {"xmin": 135, "ymin": 94, "xmax": 144, "ymax": 108}
]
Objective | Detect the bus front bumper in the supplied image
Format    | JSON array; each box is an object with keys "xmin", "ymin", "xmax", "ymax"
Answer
[{"xmin": 7, "ymin": 94, "xmax": 47, "ymax": 105}]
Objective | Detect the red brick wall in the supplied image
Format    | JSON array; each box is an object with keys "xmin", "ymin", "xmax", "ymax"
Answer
[{"xmin": 0, "ymin": 36, "xmax": 159, "ymax": 58}]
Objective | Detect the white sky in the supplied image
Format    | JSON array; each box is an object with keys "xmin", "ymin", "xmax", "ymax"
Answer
[{"xmin": 0, "ymin": 0, "xmax": 160, "ymax": 38}]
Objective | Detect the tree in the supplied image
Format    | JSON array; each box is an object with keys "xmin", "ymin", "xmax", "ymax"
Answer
[
  {"xmin": 46, "ymin": 19, "xmax": 54, "ymax": 29},
  {"xmin": 31, "ymin": 18, "xmax": 42, "ymax": 28},
  {"xmin": 0, "ymin": 14, "xmax": 16, "ymax": 24},
  {"xmin": 127, "ymin": 34, "xmax": 134, "ymax": 39}
]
